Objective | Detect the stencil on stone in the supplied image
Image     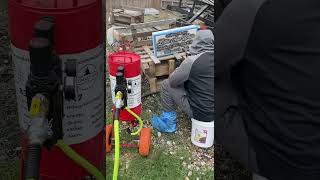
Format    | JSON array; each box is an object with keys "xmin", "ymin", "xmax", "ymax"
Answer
[{"xmin": 152, "ymin": 25, "xmax": 199, "ymax": 57}]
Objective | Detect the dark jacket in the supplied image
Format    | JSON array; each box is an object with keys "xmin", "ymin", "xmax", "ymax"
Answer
[
  {"xmin": 216, "ymin": 0, "xmax": 320, "ymax": 179},
  {"xmin": 168, "ymin": 30, "xmax": 214, "ymax": 121},
  {"xmin": 214, "ymin": 0, "xmax": 232, "ymax": 21}
]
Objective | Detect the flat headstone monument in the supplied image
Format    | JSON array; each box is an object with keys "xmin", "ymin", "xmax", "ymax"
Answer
[{"xmin": 152, "ymin": 25, "xmax": 199, "ymax": 57}]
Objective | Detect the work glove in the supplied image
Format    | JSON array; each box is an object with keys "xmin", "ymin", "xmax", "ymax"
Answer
[{"xmin": 151, "ymin": 111, "xmax": 177, "ymax": 133}]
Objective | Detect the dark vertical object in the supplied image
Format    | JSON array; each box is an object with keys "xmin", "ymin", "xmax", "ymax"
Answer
[
  {"xmin": 187, "ymin": 5, "xmax": 209, "ymax": 23},
  {"xmin": 214, "ymin": 0, "xmax": 267, "ymax": 178},
  {"xmin": 214, "ymin": 0, "xmax": 233, "ymax": 22},
  {"xmin": 188, "ymin": 0, "xmax": 198, "ymax": 19}
]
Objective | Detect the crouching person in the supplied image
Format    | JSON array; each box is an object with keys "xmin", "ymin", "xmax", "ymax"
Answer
[{"xmin": 152, "ymin": 29, "xmax": 214, "ymax": 133}]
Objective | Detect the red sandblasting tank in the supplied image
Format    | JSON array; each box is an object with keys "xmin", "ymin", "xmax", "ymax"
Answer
[
  {"xmin": 8, "ymin": 0, "xmax": 105, "ymax": 179},
  {"xmin": 108, "ymin": 51, "xmax": 142, "ymax": 121}
]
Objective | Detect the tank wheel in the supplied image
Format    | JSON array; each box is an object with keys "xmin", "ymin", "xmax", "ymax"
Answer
[
  {"xmin": 105, "ymin": 124, "xmax": 113, "ymax": 153},
  {"xmin": 139, "ymin": 128, "xmax": 151, "ymax": 156}
]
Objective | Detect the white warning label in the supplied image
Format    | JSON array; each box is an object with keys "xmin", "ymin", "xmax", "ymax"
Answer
[
  {"xmin": 11, "ymin": 44, "xmax": 104, "ymax": 145},
  {"xmin": 110, "ymin": 75, "xmax": 141, "ymax": 108}
]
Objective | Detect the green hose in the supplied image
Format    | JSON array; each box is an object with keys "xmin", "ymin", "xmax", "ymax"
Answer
[
  {"xmin": 56, "ymin": 140, "xmax": 105, "ymax": 180},
  {"xmin": 113, "ymin": 120, "xmax": 120, "ymax": 180},
  {"xmin": 112, "ymin": 107, "xmax": 143, "ymax": 180},
  {"xmin": 111, "ymin": 90, "xmax": 143, "ymax": 180},
  {"xmin": 125, "ymin": 107, "xmax": 143, "ymax": 136}
]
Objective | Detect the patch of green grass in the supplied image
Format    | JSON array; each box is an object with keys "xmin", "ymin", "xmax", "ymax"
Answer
[
  {"xmin": 106, "ymin": 147, "xmax": 213, "ymax": 180},
  {"xmin": 106, "ymin": 148, "xmax": 187, "ymax": 180}
]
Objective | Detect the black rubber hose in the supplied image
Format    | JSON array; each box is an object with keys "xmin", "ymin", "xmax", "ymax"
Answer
[
  {"xmin": 25, "ymin": 144, "xmax": 41, "ymax": 180},
  {"xmin": 114, "ymin": 108, "xmax": 120, "ymax": 121}
]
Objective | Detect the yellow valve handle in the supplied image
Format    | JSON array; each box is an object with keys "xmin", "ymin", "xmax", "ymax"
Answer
[
  {"xmin": 30, "ymin": 97, "xmax": 41, "ymax": 117},
  {"xmin": 115, "ymin": 91, "xmax": 122, "ymax": 100},
  {"xmin": 29, "ymin": 95, "xmax": 49, "ymax": 118}
]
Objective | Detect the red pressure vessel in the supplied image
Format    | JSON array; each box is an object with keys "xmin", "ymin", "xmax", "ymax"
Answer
[
  {"xmin": 108, "ymin": 51, "xmax": 142, "ymax": 121},
  {"xmin": 8, "ymin": 0, "xmax": 105, "ymax": 179}
]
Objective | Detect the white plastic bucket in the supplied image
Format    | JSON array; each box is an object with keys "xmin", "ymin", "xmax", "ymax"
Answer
[{"xmin": 191, "ymin": 118, "xmax": 214, "ymax": 148}]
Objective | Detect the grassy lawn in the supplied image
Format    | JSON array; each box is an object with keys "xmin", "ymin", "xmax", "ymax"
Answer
[
  {"xmin": 106, "ymin": 147, "xmax": 213, "ymax": 180},
  {"xmin": 105, "ymin": 86, "xmax": 214, "ymax": 180}
]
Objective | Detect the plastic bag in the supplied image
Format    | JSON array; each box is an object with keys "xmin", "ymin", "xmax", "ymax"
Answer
[{"xmin": 151, "ymin": 111, "xmax": 177, "ymax": 133}]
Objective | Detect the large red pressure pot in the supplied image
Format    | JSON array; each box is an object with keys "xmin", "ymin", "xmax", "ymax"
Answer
[
  {"xmin": 8, "ymin": 0, "xmax": 105, "ymax": 179},
  {"xmin": 108, "ymin": 51, "xmax": 142, "ymax": 121}
]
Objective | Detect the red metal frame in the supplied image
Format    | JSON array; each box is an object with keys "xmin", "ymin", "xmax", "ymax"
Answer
[{"xmin": 109, "ymin": 109, "xmax": 140, "ymax": 150}]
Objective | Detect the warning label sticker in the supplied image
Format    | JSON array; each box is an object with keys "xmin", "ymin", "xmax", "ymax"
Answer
[
  {"xmin": 11, "ymin": 44, "xmax": 105, "ymax": 145},
  {"xmin": 110, "ymin": 75, "xmax": 141, "ymax": 108}
]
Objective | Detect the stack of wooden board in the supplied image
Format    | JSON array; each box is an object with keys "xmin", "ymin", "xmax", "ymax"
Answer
[
  {"xmin": 113, "ymin": 9, "xmax": 144, "ymax": 25},
  {"xmin": 135, "ymin": 46, "xmax": 187, "ymax": 92},
  {"xmin": 113, "ymin": 0, "xmax": 162, "ymax": 9},
  {"xmin": 113, "ymin": 26, "xmax": 162, "ymax": 47},
  {"xmin": 161, "ymin": 0, "xmax": 193, "ymax": 9},
  {"xmin": 112, "ymin": 18, "xmax": 177, "ymax": 48}
]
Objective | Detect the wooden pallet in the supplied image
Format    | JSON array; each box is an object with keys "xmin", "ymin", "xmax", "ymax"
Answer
[
  {"xmin": 161, "ymin": 0, "xmax": 193, "ymax": 9},
  {"xmin": 113, "ymin": 26, "xmax": 162, "ymax": 47},
  {"xmin": 135, "ymin": 46, "xmax": 186, "ymax": 92},
  {"xmin": 147, "ymin": 77, "xmax": 168, "ymax": 93},
  {"xmin": 112, "ymin": 19, "xmax": 176, "ymax": 50},
  {"xmin": 113, "ymin": 9, "xmax": 144, "ymax": 25}
]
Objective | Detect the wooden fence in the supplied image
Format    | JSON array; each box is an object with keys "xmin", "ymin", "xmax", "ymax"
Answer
[{"xmin": 113, "ymin": 0, "xmax": 162, "ymax": 9}]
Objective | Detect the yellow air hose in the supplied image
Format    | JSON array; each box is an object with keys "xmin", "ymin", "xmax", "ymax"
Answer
[
  {"xmin": 111, "ymin": 92, "xmax": 144, "ymax": 180},
  {"xmin": 125, "ymin": 107, "xmax": 143, "ymax": 136},
  {"xmin": 112, "ymin": 91, "xmax": 122, "ymax": 180},
  {"xmin": 56, "ymin": 140, "xmax": 105, "ymax": 180},
  {"xmin": 113, "ymin": 119, "xmax": 120, "ymax": 180}
]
